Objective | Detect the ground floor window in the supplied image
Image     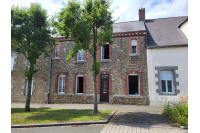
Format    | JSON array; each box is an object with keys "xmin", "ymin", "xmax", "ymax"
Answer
[
  {"xmin": 128, "ymin": 75, "xmax": 139, "ymax": 95},
  {"xmin": 58, "ymin": 75, "xmax": 65, "ymax": 93},
  {"xmin": 160, "ymin": 71, "xmax": 173, "ymax": 94},
  {"xmin": 76, "ymin": 76, "xmax": 83, "ymax": 94},
  {"xmin": 25, "ymin": 80, "xmax": 33, "ymax": 95}
]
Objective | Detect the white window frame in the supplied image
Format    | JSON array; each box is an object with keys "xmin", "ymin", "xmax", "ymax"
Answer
[
  {"xmin": 25, "ymin": 80, "xmax": 33, "ymax": 95},
  {"xmin": 11, "ymin": 52, "xmax": 16, "ymax": 71},
  {"xmin": 128, "ymin": 74, "xmax": 140, "ymax": 96},
  {"xmin": 54, "ymin": 45, "xmax": 59, "ymax": 58},
  {"xmin": 76, "ymin": 75, "xmax": 84, "ymax": 94},
  {"xmin": 77, "ymin": 50, "xmax": 84, "ymax": 61},
  {"xmin": 58, "ymin": 75, "xmax": 65, "ymax": 94},
  {"xmin": 131, "ymin": 40, "xmax": 137, "ymax": 54},
  {"xmin": 101, "ymin": 43, "xmax": 110, "ymax": 60},
  {"xmin": 160, "ymin": 71, "xmax": 174, "ymax": 94}
]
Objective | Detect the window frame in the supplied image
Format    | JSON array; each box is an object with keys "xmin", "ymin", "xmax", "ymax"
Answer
[
  {"xmin": 131, "ymin": 40, "xmax": 137, "ymax": 54},
  {"xmin": 58, "ymin": 75, "xmax": 65, "ymax": 94},
  {"xmin": 54, "ymin": 45, "xmax": 59, "ymax": 58},
  {"xmin": 128, "ymin": 74, "xmax": 140, "ymax": 96},
  {"xmin": 77, "ymin": 50, "xmax": 84, "ymax": 61},
  {"xmin": 160, "ymin": 71, "xmax": 174, "ymax": 94},
  {"xmin": 76, "ymin": 75, "xmax": 84, "ymax": 94},
  {"xmin": 101, "ymin": 44, "xmax": 110, "ymax": 60}
]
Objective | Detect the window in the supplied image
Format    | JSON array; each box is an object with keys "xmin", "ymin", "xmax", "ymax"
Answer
[
  {"xmin": 58, "ymin": 75, "xmax": 65, "ymax": 93},
  {"xmin": 160, "ymin": 71, "xmax": 174, "ymax": 94},
  {"xmin": 55, "ymin": 45, "xmax": 59, "ymax": 58},
  {"xmin": 76, "ymin": 75, "xmax": 83, "ymax": 94},
  {"xmin": 26, "ymin": 60, "xmax": 30, "ymax": 70},
  {"xmin": 11, "ymin": 52, "xmax": 16, "ymax": 70},
  {"xmin": 131, "ymin": 40, "xmax": 137, "ymax": 54},
  {"xmin": 128, "ymin": 75, "xmax": 140, "ymax": 95},
  {"xmin": 101, "ymin": 44, "xmax": 109, "ymax": 60},
  {"xmin": 25, "ymin": 80, "xmax": 33, "ymax": 95},
  {"xmin": 77, "ymin": 50, "xmax": 84, "ymax": 61}
]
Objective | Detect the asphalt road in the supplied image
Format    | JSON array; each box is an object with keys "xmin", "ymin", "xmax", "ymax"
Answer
[{"xmin": 11, "ymin": 124, "xmax": 105, "ymax": 133}]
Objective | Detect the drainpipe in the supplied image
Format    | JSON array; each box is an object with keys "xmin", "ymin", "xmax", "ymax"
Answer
[{"xmin": 47, "ymin": 50, "xmax": 52, "ymax": 104}]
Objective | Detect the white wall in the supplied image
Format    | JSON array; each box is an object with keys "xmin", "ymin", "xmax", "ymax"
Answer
[
  {"xmin": 147, "ymin": 47, "xmax": 188, "ymax": 106},
  {"xmin": 180, "ymin": 20, "xmax": 188, "ymax": 38}
]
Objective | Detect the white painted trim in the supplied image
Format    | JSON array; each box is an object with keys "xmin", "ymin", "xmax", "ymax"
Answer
[
  {"xmin": 58, "ymin": 75, "xmax": 65, "ymax": 94},
  {"xmin": 128, "ymin": 74, "xmax": 140, "ymax": 96}
]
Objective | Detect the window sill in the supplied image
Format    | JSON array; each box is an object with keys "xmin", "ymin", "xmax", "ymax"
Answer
[
  {"xmin": 101, "ymin": 59, "xmax": 112, "ymax": 62},
  {"xmin": 127, "ymin": 95, "xmax": 144, "ymax": 98},
  {"xmin": 74, "ymin": 61, "xmax": 86, "ymax": 63},
  {"xmin": 129, "ymin": 54, "xmax": 140, "ymax": 56},
  {"xmin": 160, "ymin": 93, "xmax": 176, "ymax": 96},
  {"xmin": 52, "ymin": 58, "xmax": 60, "ymax": 59}
]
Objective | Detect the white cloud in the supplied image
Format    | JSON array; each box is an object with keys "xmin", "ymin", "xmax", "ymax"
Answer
[{"xmin": 11, "ymin": 0, "xmax": 188, "ymax": 22}]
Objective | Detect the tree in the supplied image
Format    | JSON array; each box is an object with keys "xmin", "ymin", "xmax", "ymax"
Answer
[
  {"xmin": 11, "ymin": 3, "xmax": 55, "ymax": 112},
  {"xmin": 53, "ymin": 0, "xmax": 115, "ymax": 114}
]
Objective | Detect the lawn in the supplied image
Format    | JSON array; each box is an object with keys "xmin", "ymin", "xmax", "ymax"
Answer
[{"xmin": 11, "ymin": 108, "xmax": 113, "ymax": 125}]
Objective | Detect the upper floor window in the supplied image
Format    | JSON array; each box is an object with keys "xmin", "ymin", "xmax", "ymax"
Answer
[
  {"xmin": 55, "ymin": 45, "xmax": 59, "ymax": 58},
  {"xmin": 101, "ymin": 44, "xmax": 109, "ymax": 60},
  {"xmin": 131, "ymin": 40, "xmax": 137, "ymax": 54},
  {"xmin": 77, "ymin": 50, "xmax": 84, "ymax": 61},
  {"xmin": 76, "ymin": 75, "xmax": 84, "ymax": 94}
]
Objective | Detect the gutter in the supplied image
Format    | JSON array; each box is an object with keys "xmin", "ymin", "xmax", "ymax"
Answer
[
  {"xmin": 147, "ymin": 44, "xmax": 188, "ymax": 49},
  {"xmin": 47, "ymin": 50, "xmax": 52, "ymax": 104}
]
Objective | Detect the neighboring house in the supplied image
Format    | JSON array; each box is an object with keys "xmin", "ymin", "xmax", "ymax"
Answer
[
  {"xmin": 11, "ymin": 8, "xmax": 149, "ymax": 105},
  {"xmin": 145, "ymin": 16, "xmax": 188, "ymax": 106}
]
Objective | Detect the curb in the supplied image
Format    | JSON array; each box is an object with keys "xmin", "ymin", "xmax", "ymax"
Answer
[{"xmin": 11, "ymin": 110, "xmax": 116, "ymax": 128}]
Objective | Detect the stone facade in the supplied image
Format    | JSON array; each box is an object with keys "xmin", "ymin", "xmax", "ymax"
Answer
[{"xmin": 11, "ymin": 33, "xmax": 149, "ymax": 105}]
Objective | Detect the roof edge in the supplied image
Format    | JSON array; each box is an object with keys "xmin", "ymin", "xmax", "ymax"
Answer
[{"xmin": 147, "ymin": 44, "xmax": 188, "ymax": 49}]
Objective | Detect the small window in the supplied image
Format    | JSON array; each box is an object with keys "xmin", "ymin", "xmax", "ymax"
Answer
[
  {"xmin": 25, "ymin": 80, "xmax": 33, "ymax": 95},
  {"xmin": 11, "ymin": 52, "xmax": 16, "ymax": 70},
  {"xmin": 160, "ymin": 71, "xmax": 174, "ymax": 94},
  {"xmin": 77, "ymin": 50, "xmax": 84, "ymax": 61},
  {"xmin": 131, "ymin": 40, "xmax": 137, "ymax": 54},
  {"xmin": 101, "ymin": 44, "xmax": 109, "ymax": 60},
  {"xmin": 76, "ymin": 76, "xmax": 83, "ymax": 94},
  {"xmin": 128, "ymin": 75, "xmax": 139, "ymax": 95},
  {"xmin": 58, "ymin": 75, "xmax": 65, "ymax": 93},
  {"xmin": 55, "ymin": 45, "xmax": 59, "ymax": 58}
]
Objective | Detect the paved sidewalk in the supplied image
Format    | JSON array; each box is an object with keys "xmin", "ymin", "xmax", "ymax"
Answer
[
  {"xmin": 11, "ymin": 103, "xmax": 163, "ymax": 113},
  {"xmin": 100, "ymin": 124, "xmax": 187, "ymax": 133}
]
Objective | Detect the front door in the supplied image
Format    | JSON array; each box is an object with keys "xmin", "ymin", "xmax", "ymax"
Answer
[{"xmin": 100, "ymin": 74, "xmax": 109, "ymax": 102}]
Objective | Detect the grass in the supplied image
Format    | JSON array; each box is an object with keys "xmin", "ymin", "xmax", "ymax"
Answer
[{"xmin": 11, "ymin": 108, "xmax": 113, "ymax": 125}]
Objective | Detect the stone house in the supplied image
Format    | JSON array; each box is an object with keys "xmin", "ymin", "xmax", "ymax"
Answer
[
  {"xmin": 145, "ymin": 16, "xmax": 188, "ymax": 106},
  {"xmin": 11, "ymin": 8, "xmax": 149, "ymax": 105},
  {"xmin": 11, "ymin": 8, "xmax": 188, "ymax": 106}
]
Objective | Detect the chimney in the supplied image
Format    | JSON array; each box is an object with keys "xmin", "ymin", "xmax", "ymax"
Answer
[{"xmin": 139, "ymin": 8, "xmax": 145, "ymax": 21}]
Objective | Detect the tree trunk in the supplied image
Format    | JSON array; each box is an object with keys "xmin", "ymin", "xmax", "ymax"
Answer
[
  {"xmin": 93, "ymin": 73, "xmax": 98, "ymax": 114},
  {"xmin": 25, "ymin": 62, "xmax": 33, "ymax": 112}
]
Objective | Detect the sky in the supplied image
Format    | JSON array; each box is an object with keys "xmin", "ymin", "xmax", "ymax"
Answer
[{"xmin": 11, "ymin": 0, "xmax": 188, "ymax": 23}]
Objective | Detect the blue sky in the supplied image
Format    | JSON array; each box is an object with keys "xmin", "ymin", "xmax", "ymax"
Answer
[{"xmin": 11, "ymin": 0, "xmax": 188, "ymax": 23}]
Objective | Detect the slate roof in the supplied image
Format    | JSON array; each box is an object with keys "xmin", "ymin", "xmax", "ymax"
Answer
[
  {"xmin": 145, "ymin": 16, "xmax": 188, "ymax": 48},
  {"xmin": 113, "ymin": 21, "xmax": 146, "ymax": 33}
]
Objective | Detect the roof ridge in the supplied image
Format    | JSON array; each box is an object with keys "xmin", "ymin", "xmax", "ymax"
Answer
[{"xmin": 145, "ymin": 16, "xmax": 188, "ymax": 21}]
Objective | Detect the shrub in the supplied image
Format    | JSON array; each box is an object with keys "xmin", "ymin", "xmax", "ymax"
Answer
[{"xmin": 162, "ymin": 96, "xmax": 188, "ymax": 126}]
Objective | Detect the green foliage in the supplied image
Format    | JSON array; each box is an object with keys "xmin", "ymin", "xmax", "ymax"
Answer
[
  {"xmin": 11, "ymin": 2, "xmax": 55, "ymax": 79},
  {"xmin": 162, "ymin": 99, "xmax": 188, "ymax": 126},
  {"xmin": 91, "ymin": 60, "xmax": 100, "ymax": 76}
]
